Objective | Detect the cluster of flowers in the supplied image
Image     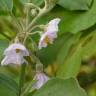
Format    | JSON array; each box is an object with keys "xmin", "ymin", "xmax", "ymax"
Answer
[{"xmin": 1, "ymin": 18, "xmax": 60, "ymax": 89}]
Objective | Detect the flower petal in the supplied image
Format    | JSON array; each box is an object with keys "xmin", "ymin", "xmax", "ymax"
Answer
[
  {"xmin": 1, "ymin": 50, "xmax": 27, "ymax": 65},
  {"xmin": 46, "ymin": 18, "xmax": 61, "ymax": 32},
  {"xmin": 4, "ymin": 43, "xmax": 29, "ymax": 56},
  {"xmin": 32, "ymin": 73, "xmax": 50, "ymax": 89},
  {"xmin": 38, "ymin": 18, "xmax": 60, "ymax": 49}
]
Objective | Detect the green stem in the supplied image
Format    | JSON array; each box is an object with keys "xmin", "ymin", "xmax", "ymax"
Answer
[
  {"xmin": 23, "ymin": 0, "xmax": 31, "ymax": 44},
  {"xmin": 23, "ymin": 0, "xmax": 57, "ymax": 43},
  {"xmin": 25, "ymin": 3, "xmax": 41, "ymax": 11},
  {"xmin": 23, "ymin": 33, "xmax": 29, "ymax": 44},
  {"xmin": 26, "ymin": 8, "xmax": 47, "ymax": 32},
  {"xmin": 18, "ymin": 63, "xmax": 26, "ymax": 96},
  {"xmin": 23, "ymin": 9, "xmax": 48, "ymax": 44},
  {"xmin": 28, "ymin": 31, "xmax": 39, "ymax": 35},
  {"xmin": 28, "ymin": 25, "xmax": 42, "ymax": 33}
]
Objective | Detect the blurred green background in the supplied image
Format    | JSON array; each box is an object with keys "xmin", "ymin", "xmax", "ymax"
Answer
[{"xmin": 0, "ymin": 0, "xmax": 96, "ymax": 96}]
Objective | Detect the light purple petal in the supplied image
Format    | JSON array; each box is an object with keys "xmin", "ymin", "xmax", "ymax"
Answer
[
  {"xmin": 1, "ymin": 51, "xmax": 26, "ymax": 65},
  {"xmin": 4, "ymin": 43, "xmax": 29, "ymax": 56},
  {"xmin": 32, "ymin": 73, "xmax": 50, "ymax": 89},
  {"xmin": 46, "ymin": 18, "xmax": 61, "ymax": 32},
  {"xmin": 38, "ymin": 18, "xmax": 61, "ymax": 49}
]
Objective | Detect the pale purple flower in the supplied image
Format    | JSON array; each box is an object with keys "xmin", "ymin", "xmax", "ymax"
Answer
[
  {"xmin": 38, "ymin": 18, "xmax": 61, "ymax": 49},
  {"xmin": 1, "ymin": 43, "xmax": 29, "ymax": 65},
  {"xmin": 4, "ymin": 43, "xmax": 29, "ymax": 56},
  {"xmin": 32, "ymin": 64, "xmax": 50, "ymax": 89},
  {"xmin": 32, "ymin": 72, "xmax": 50, "ymax": 89}
]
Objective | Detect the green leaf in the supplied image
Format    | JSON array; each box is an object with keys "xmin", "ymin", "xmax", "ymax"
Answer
[
  {"xmin": 37, "ymin": 33, "xmax": 80, "ymax": 66},
  {"xmin": 59, "ymin": 0, "xmax": 96, "ymax": 34},
  {"xmin": 0, "ymin": 39, "xmax": 9, "ymax": 61},
  {"xmin": 0, "ymin": 0, "xmax": 13, "ymax": 12},
  {"xmin": 58, "ymin": 0, "xmax": 92, "ymax": 10},
  {"xmin": 82, "ymin": 31, "xmax": 96, "ymax": 60},
  {"xmin": 0, "ymin": 73, "xmax": 19, "ymax": 96},
  {"xmin": 20, "ymin": 0, "xmax": 43, "ymax": 6},
  {"xmin": 57, "ymin": 44, "xmax": 82, "ymax": 79},
  {"xmin": 0, "ymin": 85, "xmax": 17, "ymax": 96},
  {"xmin": 32, "ymin": 78, "xmax": 87, "ymax": 96},
  {"xmin": 56, "ymin": 33, "xmax": 81, "ymax": 65},
  {"xmin": 21, "ymin": 80, "xmax": 36, "ymax": 96}
]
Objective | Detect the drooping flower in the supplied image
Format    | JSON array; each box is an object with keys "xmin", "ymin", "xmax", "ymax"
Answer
[
  {"xmin": 38, "ymin": 18, "xmax": 61, "ymax": 49},
  {"xmin": 32, "ymin": 64, "xmax": 50, "ymax": 89},
  {"xmin": 1, "ymin": 43, "xmax": 29, "ymax": 65},
  {"xmin": 32, "ymin": 72, "xmax": 50, "ymax": 89}
]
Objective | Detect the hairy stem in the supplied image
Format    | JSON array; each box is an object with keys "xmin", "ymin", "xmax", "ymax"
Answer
[
  {"xmin": 26, "ymin": 8, "xmax": 47, "ymax": 32},
  {"xmin": 25, "ymin": 3, "xmax": 41, "ymax": 11}
]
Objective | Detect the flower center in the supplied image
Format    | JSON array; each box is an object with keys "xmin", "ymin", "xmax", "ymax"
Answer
[
  {"xmin": 44, "ymin": 36, "xmax": 50, "ymax": 44},
  {"xmin": 16, "ymin": 49, "xmax": 21, "ymax": 53}
]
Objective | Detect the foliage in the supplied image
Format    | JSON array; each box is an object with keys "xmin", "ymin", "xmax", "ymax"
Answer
[{"xmin": 0, "ymin": 0, "xmax": 96, "ymax": 96}]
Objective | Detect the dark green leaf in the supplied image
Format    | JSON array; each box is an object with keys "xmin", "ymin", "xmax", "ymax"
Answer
[
  {"xmin": 59, "ymin": 0, "xmax": 96, "ymax": 34},
  {"xmin": 0, "ymin": 73, "xmax": 19, "ymax": 95},
  {"xmin": 0, "ymin": 85, "xmax": 17, "ymax": 96},
  {"xmin": 58, "ymin": 0, "xmax": 92, "ymax": 10},
  {"xmin": 0, "ymin": 0, "xmax": 13, "ymax": 12},
  {"xmin": 57, "ymin": 44, "xmax": 82, "ymax": 79}
]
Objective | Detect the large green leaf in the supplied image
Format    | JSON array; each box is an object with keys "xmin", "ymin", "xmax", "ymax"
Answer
[
  {"xmin": 57, "ymin": 44, "xmax": 82, "ymax": 79},
  {"xmin": 56, "ymin": 33, "xmax": 81, "ymax": 65},
  {"xmin": 0, "ymin": 73, "xmax": 19, "ymax": 96},
  {"xmin": 59, "ymin": 0, "xmax": 96, "ymax": 34},
  {"xmin": 0, "ymin": 0, "xmax": 13, "ymax": 12},
  {"xmin": 82, "ymin": 30, "xmax": 96, "ymax": 60},
  {"xmin": 0, "ymin": 85, "xmax": 17, "ymax": 96},
  {"xmin": 32, "ymin": 78, "xmax": 87, "ymax": 96},
  {"xmin": 58, "ymin": 0, "xmax": 92, "ymax": 10}
]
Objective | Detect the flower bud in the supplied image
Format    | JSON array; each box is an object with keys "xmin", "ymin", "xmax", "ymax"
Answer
[
  {"xmin": 31, "ymin": 9, "xmax": 38, "ymax": 17},
  {"xmin": 32, "ymin": 64, "xmax": 50, "ymax": 89}
]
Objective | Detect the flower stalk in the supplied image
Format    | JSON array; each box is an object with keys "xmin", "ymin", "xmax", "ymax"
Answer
[
  {"xmin": 18, "ymin": 63, "xmax": 26, "ymax": 96},
  {"xmin": 26, "ymin": 8, "xmax": 46, "ymax": 32}
]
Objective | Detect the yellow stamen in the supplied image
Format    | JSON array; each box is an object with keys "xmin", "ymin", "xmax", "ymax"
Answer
[
  {"xmin": 16, "ymin": 49, "xmax": 21, "ymax": 53},
  {"xmin": 44, "ymin": 36, "xmax": 50, "ymax": 44}
]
